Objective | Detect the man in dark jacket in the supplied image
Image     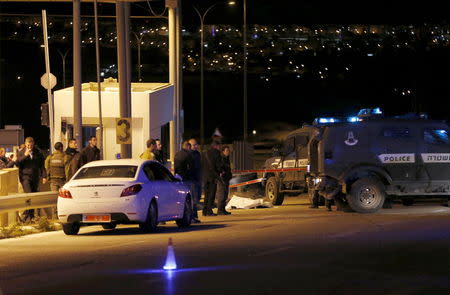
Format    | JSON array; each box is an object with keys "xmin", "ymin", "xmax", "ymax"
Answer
[
  {"xmin": 16, "ymin": 137, "xmax": 46, "ymax": 221},
  {"xmin": 80, "ymin": 136, "xmax": 101, "ymax": 166},
  {"xmin": 154, "ymin": 139, "xmax": 166, "ymax": 165},
  {"xmin": 64, "ymin": 138, "xmax": 82, "ymax": 180},
  {"xmin": 216, "ymin": 146, "xmax": 232, "ymax": 215},
  {"xmin": 202, "ymin": 140, "xmax": 223, "ymax": 216},
  {"xmin": 174, "ymin": 141, "xmax": 193, "ymax": 181},
  {"xmin": 189, "ymin": 138, "xmax": 202, "ymax": 223}
]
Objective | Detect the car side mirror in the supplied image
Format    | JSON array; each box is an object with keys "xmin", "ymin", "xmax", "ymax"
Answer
[{"xmin": 174, "ymin": 174, "xmax": 183, "ymax": 182}]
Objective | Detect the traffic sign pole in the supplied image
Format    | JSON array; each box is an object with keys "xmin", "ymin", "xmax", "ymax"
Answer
[{"xmin": 42, "ymin": 10, "xmax": 54, "ymax": 152}]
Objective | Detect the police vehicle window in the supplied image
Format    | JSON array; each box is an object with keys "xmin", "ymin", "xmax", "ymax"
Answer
[
  {"xmin": 295, "ymin": 135, "xmax": 309, "ymax": 146},
  {"xmin": 381, "ymin": 128, "xmax": 411, "ymax": 138},
  {"xmin": 424, "ymin": 129, "xmax": 450, "ymax": 145},
  {"xmin": 283, "ymin": 137, "xmax": 295, "ymax": 154},
  {"xmin": 143, "ymin": 165, "xmax": 156, "ymax": 181},
  {"xmin": 74, "ymin": 165, "xmax": 137, "ymax": 179}
]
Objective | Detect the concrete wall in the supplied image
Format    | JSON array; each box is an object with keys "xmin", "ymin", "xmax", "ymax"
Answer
[{"xmin": 150, "ymin": 86, "xmax": 174, "ymax": 139}]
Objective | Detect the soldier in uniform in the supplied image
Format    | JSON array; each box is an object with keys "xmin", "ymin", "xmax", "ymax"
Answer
[{"xmin": 44, "ymin": 142, "xmax": 66, "ymax": 191}]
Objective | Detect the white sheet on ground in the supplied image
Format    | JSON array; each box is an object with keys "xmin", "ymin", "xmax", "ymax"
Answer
[{"xmin": 226, "ymin": 195, "xmax": 273, "ymax": 210}]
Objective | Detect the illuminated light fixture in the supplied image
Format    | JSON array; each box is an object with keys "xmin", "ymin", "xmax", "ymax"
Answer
[
  {"xmin": 373, "ymin": 107, "xmax": 382, "ymax": 114},
  {"xmin": 318, "ymin": 118, "xmax": 338, "ymax": 124},
  {"xmin": 163, "ymin": 238, "xmax": 177, "ymax": 270},
  {"xmin": 347, "ymin": 116, "xmax": 360, "ymax": 123}
]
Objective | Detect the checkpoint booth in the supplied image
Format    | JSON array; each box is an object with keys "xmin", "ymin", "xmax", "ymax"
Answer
[{"xmin": 52, "ymin": 79, "xmax": 174, "ymax": 160}]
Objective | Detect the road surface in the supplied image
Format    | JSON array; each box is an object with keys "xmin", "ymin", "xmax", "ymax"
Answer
[{"xmin": 1, "ymin": 196, "xmax": 450, "ymax": 295}]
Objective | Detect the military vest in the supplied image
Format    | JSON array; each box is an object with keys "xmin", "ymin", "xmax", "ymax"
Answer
[{"xmin": 49, "ymin": 152, "xmax": 65, "ymax": 179}]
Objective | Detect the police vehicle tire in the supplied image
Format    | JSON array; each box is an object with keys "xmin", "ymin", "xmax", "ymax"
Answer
[
  {"xmin": 347, "ymin": 177, "xmax": 385, "ymax": 213},
  {"xmin": 265, "ymin": 177, "xmax": 284, "ymax": 205},
  {"xmin": 102, "ymin": 223, "xmax": 117, "ymax": 230},
  {"xmin": 139, "ymin": 201, "xmax": 158, "ymax": 233},
  {"xmin": 401, "ymin": 198, "xmax": 414, "ymax": 206},
  {"xmin": 62, "ymin": 222, "xmax": 80, "ymax": 235},
  {"xmin": 176, "ymin": 196, "xmax": 192, "ymax": 228}
]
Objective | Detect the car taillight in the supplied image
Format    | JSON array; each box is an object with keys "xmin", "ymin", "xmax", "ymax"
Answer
[
  {"xmin": 58, "ymin": 188, "xmax": 73, "ymax": 199},
  {"xmin": 120, "ymin": 184, "xmax": 142, "ymax": 197}
]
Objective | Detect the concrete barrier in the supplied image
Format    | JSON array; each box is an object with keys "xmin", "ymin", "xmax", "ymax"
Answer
[
  {"xmin": 0, "ymin": 168, "xmax": 19, "ymax": 195},
  {"xmin": 0, "ymin": 191, "xmax": 58, "ymax": 227}
]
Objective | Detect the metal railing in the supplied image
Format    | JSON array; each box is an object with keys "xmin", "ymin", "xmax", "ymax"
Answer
[{"xmin": 0, "ymin": 191, "xmax": 58, "ymax": 227}]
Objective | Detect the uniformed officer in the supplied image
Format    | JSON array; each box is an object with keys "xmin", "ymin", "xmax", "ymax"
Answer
[{"xmin": 44, "ymin": 142, "xmax": 66, "ymax": 191}]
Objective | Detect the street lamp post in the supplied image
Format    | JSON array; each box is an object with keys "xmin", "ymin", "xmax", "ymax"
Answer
[
  {"xmin": 193, "ymin": 1, "xmax": 235, "ymax": 147},
  {"xmin": 243, "ymin": 0, "xmax": 248, "ymax": 142},
  {"xmin": 132, "ymin": 31, "xmax": 147, "ymax": 82},
  {"xmin": 57, "ymin": 48, "xmax": 70, "ymax": 89}
]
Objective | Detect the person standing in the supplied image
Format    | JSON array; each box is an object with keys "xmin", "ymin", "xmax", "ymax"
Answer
[
  {"xmin": 80, "ymin": 136, "xmax": 101, "ymax": 166},
  {"xmin": 16, "ymin": 137, "xmax": 46, "ymax": 221},
  {"xmin": 154, "ymin": 139, "xmax": 166, "ymax": 165},
  {"xmin": 64, "ymin": 138, "xmax": 82, "ymax": 180},
  {"xmin": 0, "ymin": 148, "xmax": 15, "ymax": 169},
  {"xmin": 202, "ymin": 140, "xmax": 223, "ymax": 216},
  {"xmin": 140, "ymin": 138, "xmax": 157, "ymax": 160},
  {"xmin": 216, "ymin": 146, "xmax": 232, "ymax": 215},
  {"xmin": 174, "ymin": 141, "xmax": 193, "ymax": 180},
  {"xmin": 44, "ymin": 142, "xmax": 66, "ymax": 191},
  {"xmin": 188, "ymin": 138, "xmax": 202, "ymax": 223}
]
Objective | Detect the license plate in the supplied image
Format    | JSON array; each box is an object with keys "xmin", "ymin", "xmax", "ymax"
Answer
[{"xmin": 82, "ymin": 214, "xmax": 111, "ymax": 223}]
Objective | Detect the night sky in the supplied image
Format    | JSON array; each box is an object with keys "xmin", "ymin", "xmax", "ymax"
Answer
[{"xmin": 1, "ymin": 0, "xmax": 450, "ymax": 149}]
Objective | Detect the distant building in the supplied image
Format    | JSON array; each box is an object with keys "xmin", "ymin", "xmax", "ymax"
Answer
[{"xmin": 53, "ymin": 79, "xmax": 174, "ymax": 160}]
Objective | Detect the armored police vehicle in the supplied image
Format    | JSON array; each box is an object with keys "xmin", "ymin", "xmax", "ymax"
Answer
[
  {"xmin": 263, "ymin": 109, "xmax": 450, "ymax": 213},
  {"xmin": 262, "ymin": 125, "xmax": 319, "ymax": 205}
]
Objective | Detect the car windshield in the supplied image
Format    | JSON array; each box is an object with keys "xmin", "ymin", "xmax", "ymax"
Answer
[{"xmin": 74, "ymin": 165, "xmax": 138, "ymax": 179}]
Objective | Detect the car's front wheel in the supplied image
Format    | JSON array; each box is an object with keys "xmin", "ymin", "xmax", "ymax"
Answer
[
  {"xmin": 176, "ymin": 197, "xmax": 192, "ymax": 228},
  {"xmin": 62, "ymin": 222, "xmax": 80, "ymax": 235},
  {"xmin": 265, "ymin": 177, "xmax": 284, "ymax": 205},
  {"xmin": 347, "ymin": 178, "xmax": 386, "ymax": 213},
  {"xmin": 139, "ymin": 201, "xmax": 158, "ymax": 233}
]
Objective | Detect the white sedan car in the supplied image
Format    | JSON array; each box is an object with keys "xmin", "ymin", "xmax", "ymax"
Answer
[{"xmin": 57, "ymin": 159, "xmax": 192, "ymax": 235}]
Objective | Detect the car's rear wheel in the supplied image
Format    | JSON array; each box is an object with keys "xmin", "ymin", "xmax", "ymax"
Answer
[
  {"xmin": 102, "ymin": 223, "xmax": 117, "ymax": 230},
  {"xmin": 347, "ymin": 178, "xmax": 385, "ymax": 213},
  {"xmin": 176, "ymin": 197, "xmax": 192, "ymax": 228},
  {"xmin": 139, "ymin": 201, "xmax": 158, "ymax": 233},
  {"xmin": 265, "ymin": 177, "xmax": 284, "ymax": 205},
  {"xmin": 62, "ymin": 222, "xmax": 80, "ymax": 235}
]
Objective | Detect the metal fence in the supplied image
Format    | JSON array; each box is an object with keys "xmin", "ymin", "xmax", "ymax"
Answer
[
  {"xmin": 232, "ymin": 140, "xmax": 254, "ymax": 171},
  {"xmin": 0, "ymin": 192, "xmax": 58, "ymax": 227}
]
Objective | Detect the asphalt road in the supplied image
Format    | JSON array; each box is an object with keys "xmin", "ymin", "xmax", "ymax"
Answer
[{"xmin": 1, "ymin": 196, "xmax": 450, "ymax": 295}]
